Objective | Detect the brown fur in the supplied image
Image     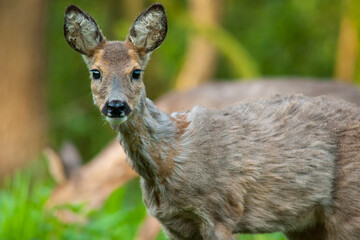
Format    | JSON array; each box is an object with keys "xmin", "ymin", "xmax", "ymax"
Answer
[
  {"xmin": 171, "ymin": 114, "xmax": 190, "ymax": 136},
  {"xmin": 149, "ymin": 144, "xmax": 176, "ymax": 183},
  {"xmin": 64, "ymin": 4, "xmax": 360, "ymax": 240}
]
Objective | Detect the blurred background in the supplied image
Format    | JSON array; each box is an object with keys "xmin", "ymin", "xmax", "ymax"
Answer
[{"xmin": 0, "ymin": 0, "xmax": 360, "ymax": 239}]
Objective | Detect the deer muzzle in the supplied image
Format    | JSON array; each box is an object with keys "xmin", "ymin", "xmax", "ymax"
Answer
[{"xmin": 102, "ymin": 100, "xmax": 131, "ymax": 119}]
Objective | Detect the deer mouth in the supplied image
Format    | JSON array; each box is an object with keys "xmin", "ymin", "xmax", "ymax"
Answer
[{"xmin": 105, "ymin": 116, "xmax": 128, "ymax": 125}]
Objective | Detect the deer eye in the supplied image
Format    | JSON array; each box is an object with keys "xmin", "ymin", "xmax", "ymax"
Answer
[
  {"xmin": 132, "ymin": 69, "xmax": 142, "ymax": 80},
  {"xmin": 90, "ymin": 70, "xmax": 101, "ymax": 80}
]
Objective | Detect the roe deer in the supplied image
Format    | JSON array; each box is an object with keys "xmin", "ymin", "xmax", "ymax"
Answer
[
  {"xmin": 63, "ymin": 4, "xmax": 360, "ymax": 239},
  {"xmin": 47, "ymin": 79, "xmax": 360, "ymax": 239}
]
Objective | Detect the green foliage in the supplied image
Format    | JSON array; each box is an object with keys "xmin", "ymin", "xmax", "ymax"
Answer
[
  {"xmin": 0, "ymin": 161, "xmax": 146, "ymax": 240},
  {"xmin": 0, "ymin": 162, "xmax": 53, "ymax": 240},
  {"xmin": 217, "ymin": 0, "xmax": 341, "ymax": 79},
  {"xmin": 238, "ymin": 233, "xmax": 286, "ymax": 240}
]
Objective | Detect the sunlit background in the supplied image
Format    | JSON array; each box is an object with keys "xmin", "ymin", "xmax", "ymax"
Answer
[{"xmin": 0, "ymin": 0, "xmax": 360, "ymax": 239}]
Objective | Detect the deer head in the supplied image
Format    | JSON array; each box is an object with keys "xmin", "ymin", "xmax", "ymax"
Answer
[{"xmin": 64, "ymin": 4, "xmax": 167, "ymax": 125}]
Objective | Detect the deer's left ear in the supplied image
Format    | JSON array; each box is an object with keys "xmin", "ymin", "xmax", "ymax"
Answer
[{"xmin": 128, "ymin": 3, "xmax": 167, "ymax": 53}]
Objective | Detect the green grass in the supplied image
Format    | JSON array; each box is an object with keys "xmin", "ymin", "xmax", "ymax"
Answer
[
  {"xmin": 0, "ymin": 162, "xmax": 53, "ymax": 240},
  {"xmin": 0, "ymin": 160, "xmax": 146, "ymax": 240},
  {"xmin": 239, "ymin": 233, "xmax": 285, "ymax": 240},
  {"xmin": 0, "ymin": 160, "xmax": 286, "ymax": 240}
]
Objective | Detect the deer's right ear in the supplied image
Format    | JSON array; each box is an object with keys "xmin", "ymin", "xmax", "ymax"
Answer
[{"xmin": 64, "ymin": 5, "xmax": 105, "ymax": 55}]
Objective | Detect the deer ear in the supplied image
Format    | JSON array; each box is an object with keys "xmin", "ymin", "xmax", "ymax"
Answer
[
  {"xmin": 128, "ymin": 4, "xmax": 167, "ymax": 53},
  {"xmin": 44, "ymin": 142, "xmax": 82, "ymax": 185},
  {"xmin": 44, "ymin": 147, "xmax": 67, "ymax": 185},
  {"xmin": 64, "ymin": 4, "xmax": 105, "ymax": 55}
]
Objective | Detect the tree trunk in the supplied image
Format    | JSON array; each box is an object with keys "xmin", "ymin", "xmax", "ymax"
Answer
[
  {"xmin": 335, "ymin": 16, "xmax": 358, "ymax": 83},
  {"xmin": 0, "ymin": 0, "xmax": 46, "ymax": 180},
  {"xmin": 175, "ymin": 0, "xmax": 222, "ymax": 91}
]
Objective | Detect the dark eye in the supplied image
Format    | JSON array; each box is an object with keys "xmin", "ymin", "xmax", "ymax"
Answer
[
  {"xmin": 132, "ymin": 69, "xmax": 142, "ymax": 80},
  {"xmin": 90, "ymin": 70, "xmax": 101, "ymax": 80}
]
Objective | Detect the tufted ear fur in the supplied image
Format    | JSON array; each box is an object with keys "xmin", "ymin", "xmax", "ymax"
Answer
[
  {"xmin": 64, "ymin": 4, "xmax": 105, "ymax": 55},
  {"xmin": 128, "ymin": 3, "xmax": 167, "ymax": 53}
]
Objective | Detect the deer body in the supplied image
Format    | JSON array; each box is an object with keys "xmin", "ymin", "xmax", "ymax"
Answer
[
  {"xmin": 64, "ymin": 4, "xmax": 360, "ymax": 239},
  {"xmin": 121, "ymin": 93, "xmax": 359, "ymax": 239}
]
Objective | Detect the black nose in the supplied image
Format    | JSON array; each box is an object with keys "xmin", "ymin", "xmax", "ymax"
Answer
[{"xmin": 102, "ymin": 100, "xmax": 131, "ymax": 118}]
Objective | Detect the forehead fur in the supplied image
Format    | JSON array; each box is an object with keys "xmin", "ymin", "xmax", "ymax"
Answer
[
  {"xmin": 96, "ymin": 41, "xmax": 131, "ymax": 63},
  {"xmin": 92, "ymin": 41, "xmax": 144, "ymax": 70},
  {"xmin": 92, "ymin": 41, "xmax": 142, "ymax": 67}
]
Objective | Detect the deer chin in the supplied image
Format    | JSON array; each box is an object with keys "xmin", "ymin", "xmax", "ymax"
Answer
[{"xmin": 106, "ymin": 116, "xmax": 128, "ymax": 125}]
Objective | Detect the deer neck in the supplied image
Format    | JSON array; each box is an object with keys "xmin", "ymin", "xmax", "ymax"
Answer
[{"xmin": 114, "ymin": 92, "xmax": 184, "ymax": 185}]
